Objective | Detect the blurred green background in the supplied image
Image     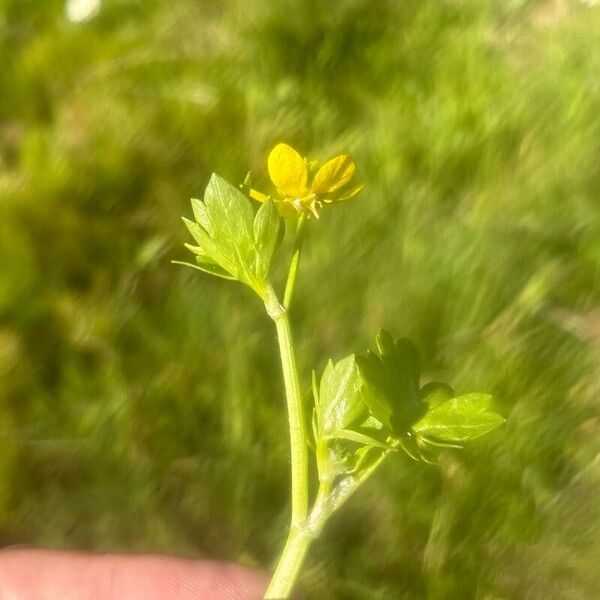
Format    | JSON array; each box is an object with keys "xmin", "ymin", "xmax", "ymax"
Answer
[{"xmin": 1, "ymin": 0, "xmax": 599, "ymax": 598}]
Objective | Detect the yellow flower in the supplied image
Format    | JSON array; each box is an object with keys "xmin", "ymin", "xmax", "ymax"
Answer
[{"xmin": 249, "ymin": 143, "xmax": 363, "ymax": 217}]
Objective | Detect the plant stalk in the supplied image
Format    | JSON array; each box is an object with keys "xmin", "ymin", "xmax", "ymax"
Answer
[
  {"xmin": 264, "ymin": 216, "xmax": 314, "ymax": 598},
  {"xmin": 271, "ymin": 307, "xmax": 309, "ymax": 527},
  {"xmin": 264, "ymin": 526, "xmax": 312, "ymax": 599},
  {"xmin": 265, "ymin": 454, "xmax": 386, "ymax": 600},
  {"xmin": 263, "ymin": 290, "xmax": 310, "ymax": 598},
  {"xmin": 283, "ymin": 213, "xmax": 307, "ymax": 309}
]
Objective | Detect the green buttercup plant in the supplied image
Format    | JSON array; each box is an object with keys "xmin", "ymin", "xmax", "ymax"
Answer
[{"xmin": 175, "ymin": 143, "xmax": 505, "ymax": 599}]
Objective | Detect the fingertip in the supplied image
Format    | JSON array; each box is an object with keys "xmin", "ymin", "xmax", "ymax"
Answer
[{"xmin": 0, "ymin": 549, "xmax": 270, "ymax": 600}]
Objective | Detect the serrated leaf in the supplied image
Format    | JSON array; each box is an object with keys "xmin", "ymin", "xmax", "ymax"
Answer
[
  {"xmin": 182, "ymin": 219, "xmax": 213, "ymax": 257},
  {"xmin": 203, "ymin": 174, "xmax": 256, "ymax": 277},
  {"xmin": 317, "ymin": 355, "xmax": 367, "ymax": 437},
  {"xmin": 381, "ymin": 335, "xmax": 420, "ymax": 384},
  {"xmin": 253, "ymin": 199, "xmax": 282, "ymax": 281},
  {"xmin": 413, "ymin": 393, "xmax": 504, "ymax": 442},
  {"xmin": 204, "ymin": 173, "xmax": 255, "ymax": 243},
  {"xmin": 172, "ymin": 260, "xmax": 236, "ymax": 281},
  {"xmin": 181, "ymin": 174, "xmax": 285, "ymax": 297},
  {"xmin": 182, "ymin": 218, "xmax": 236, "ymax": 274},
  {"xmin": 420, "ymin": 381, "xmax": 454, "ymax": 409},
  {"xmin": 357, "ymin": 330, "xmax": 426, "ymax": 436},
  {"xmin": 182, "ymin": 217, "xmax": 210, "ymax": 248},
  {"xmin": 356, "ymin": 352, "xmax": 393, "ymax": 428},
  {"xmin": 191, "ymin": 198, "xmax": 212, "ymax": 234}
]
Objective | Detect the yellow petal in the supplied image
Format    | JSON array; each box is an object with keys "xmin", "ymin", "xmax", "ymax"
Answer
[
  {"xmin": 331, "ymin": 182, "xmax": 364, "ymax": 203},
  {"xmin": 249, "ymin": 188, "xmax": 270, "ymax": 203},
  {"xmin": 311, "ymin": 154, "xmax": 356, "ymax": 195},
  {"xmin": 268, "ymin": 143, "xmax": 308, "ymax": 198}
]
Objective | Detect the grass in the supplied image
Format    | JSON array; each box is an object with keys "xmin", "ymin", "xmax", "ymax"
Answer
[{"xmin": 1, "ymin": 0, "xmax": 599, "ymax": 597}]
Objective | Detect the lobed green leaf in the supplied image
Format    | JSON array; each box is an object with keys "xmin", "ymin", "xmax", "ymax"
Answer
[
  {"xmin": 190, "ymin": 198, "xmax": 212, "ymax": 234},
  {"xmin": 180, "ymin": 174, "xmax": 282, "ymax": 297},
  {"xmin": 357, "ymin": 329, "xmax": 426, "ymax": 436},
  {"xmin": 253, "ymin": 199, "xmax": 282, "ymax": 282},
  {"xmin": 413, "ymin": 393, "xmax": 505, "ymax": 442},
  {"xmin": 419, "ymin": 381, "xmax": 454, "ymax": 409},
  {"xmin": 317, "ymin": 355, "xmax": 366, "ymax": 437}
]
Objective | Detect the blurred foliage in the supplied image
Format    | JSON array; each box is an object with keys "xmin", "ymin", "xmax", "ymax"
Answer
[{"xmin": 1, "ymin": 0, "xmax": 599, "ymax": 598}]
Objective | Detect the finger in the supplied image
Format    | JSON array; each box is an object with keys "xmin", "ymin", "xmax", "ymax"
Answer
[{"xmin": 0, "ymin": 549, "xmax": 269, "ymax": 600}]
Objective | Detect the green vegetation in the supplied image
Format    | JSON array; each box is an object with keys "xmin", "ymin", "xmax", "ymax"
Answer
[
  {"xmin": 1, "ymin": 1, "xmax": 599, "ymax": 598},
  {"xmin": 179, "ymin": 153, "xmax": 504, "ymax": 597}
]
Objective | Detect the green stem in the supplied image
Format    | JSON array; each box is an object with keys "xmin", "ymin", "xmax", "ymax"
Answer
[
  {"xmin": 275, "ymin": 311, "xmax": 309, "ymax": 525},
  {"xmin": 265, "ymin": 446, "xmax": 394, "ymax": 600},
  {"xmin": 283, "ymin": 214, "xmax": 307, "ymax": 309},
  {"xmin": 264, "ymin": 285, "xmax": 309, "ymax": 529},
  {"xmin": 263, "ymin": 284, "xmax": 310, "ymax": 598},
  {"xmin": 264, "ymin": 526, "xmax": 312, "ymax": 599},
  {"xmin": 262, "ymin": 217, "xmax": 309, "ymax": 598}
]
